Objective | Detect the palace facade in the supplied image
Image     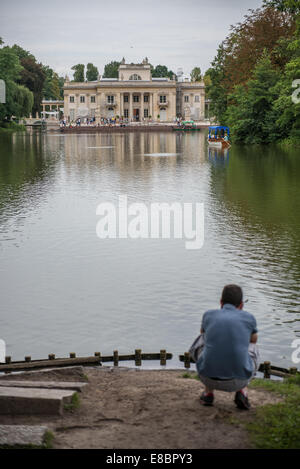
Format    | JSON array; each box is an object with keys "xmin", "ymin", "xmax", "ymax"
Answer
[{"xmin": 63, "ymin": 58, "xmax": 205, "ymax": 123}]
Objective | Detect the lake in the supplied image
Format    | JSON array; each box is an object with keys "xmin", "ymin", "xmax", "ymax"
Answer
[{"xmin": 0, "ymin": 130, "xmax": 299, "ymax": 368}]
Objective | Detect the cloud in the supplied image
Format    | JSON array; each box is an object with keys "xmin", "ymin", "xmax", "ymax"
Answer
[{"xmin": 0, "ymin": 0, "xmax": 263, "ymax": 76}]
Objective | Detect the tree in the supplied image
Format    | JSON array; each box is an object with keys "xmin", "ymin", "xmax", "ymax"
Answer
[
  {"xmin": 226, "ymin": 53, "xmax": 281, "ymax": 144},
  {"xmin": 18, "ymin": 57, "xmax": 45, "ymax": 115},
  {"xmin": 86, "ymin": 63, "xmax": 98, "ymax": 81},
  {"xmin": 0, "ymin": 44, "xmax": 33, "ymax": 121},
  {"xmin": 263, "ymin": 0, "xmax": 300, "ymax": 15},
  {"xmin": 43, "ymin": 66, "xmax": 61, "ymax": 100},
  {"xmin": 71, "ymin": 64, "xmax": 85, "ymax": 82},
  {"xmin": 102, "ymin": 61, "xmax": 120, "ymax": 78},
  {"xmin": 190, "ymin": 67, "xmax": 202, "ymax": 82},
  {"xmin": 207, "ymin": 5, "xmax": 296, "ymax": 124},
  {"xmin": 152, "ymin": 64, "xmax": 175, "ymax": 80}
]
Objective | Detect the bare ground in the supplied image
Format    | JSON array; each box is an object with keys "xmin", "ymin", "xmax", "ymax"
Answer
[{"xmin": 0, "ymin": 366, "xmax": 281, "ymax": 449}]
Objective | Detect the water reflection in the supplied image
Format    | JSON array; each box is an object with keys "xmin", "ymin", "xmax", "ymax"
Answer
[
  {"xmin": 208, "ymin": 147, "xmax": 230, "ymax": 165},
  {"xmin": 0, "ymin": 131, "xmax": 299, "ymax": 367}
]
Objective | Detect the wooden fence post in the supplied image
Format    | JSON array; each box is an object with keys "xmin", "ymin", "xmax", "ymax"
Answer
[
  {"xmin": 48, "ymin": 354, "xmax": 55, "ymax": 360},
  {"xmin": 135, "ymin": 349, "xmax": 142, "ymax": 367},
  {"xmin": 24, "ymin": 356, "xmax": 31, "ymax": 363},
  {"xmin": 184, "ymin": 352, "xmax": 191, "ymax": 369},
  {"xmin": 264, "ymin": 361, "xmax": 271, "ymax": 379},
  {"xmin": 113, "ymin": 350, "xmax": 119, "ymax": 367},
  {"xmin": 160, "ymin": 350, "xmax": 167, "ymax": 366}
]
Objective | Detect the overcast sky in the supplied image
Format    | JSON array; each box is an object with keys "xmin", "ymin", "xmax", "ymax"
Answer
[{"xmin": 1, "ymin": 0, "xmax": 263, "ymax": 78}]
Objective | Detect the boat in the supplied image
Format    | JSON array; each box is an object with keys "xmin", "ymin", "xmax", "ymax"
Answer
[
  {"xmin": 208, "ymin": 126, "xmax": 231, "ymax": 148},
  {"xmin": 172, "ymin": 120, "xmax": 201, "ymax": 131}
]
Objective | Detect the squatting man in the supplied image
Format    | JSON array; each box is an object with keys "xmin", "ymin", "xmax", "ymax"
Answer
[{"xmin": 190, "ymin": 284, "xmax": 260, "ymax": 409}]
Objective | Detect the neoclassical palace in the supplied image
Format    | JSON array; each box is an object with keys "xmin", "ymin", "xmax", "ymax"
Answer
[{"xmin": 63, "ymin": 58, "xmax": 205, "ymax": 123}]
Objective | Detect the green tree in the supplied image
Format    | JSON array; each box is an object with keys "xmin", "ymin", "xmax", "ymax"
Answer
[
  {"xmin": 190, "ymin": 67, "xmax": 202, "ymax": 82},
  {"xmin": 86, "ymin": 63, "xmax": 98, "ymax": 81},
  {"xmin": 226, "ymin": 53, "xmax": 280, "ymax": 144},
  {"xmin": 152, "ymin": 64, "xmax": 175, "ymax": 80},
  {"xmin": 263, "ymin": 0, "xmax": 300, "ymax": 15},
  {"xmin": 0, "ymin": 44, "xmax": 33, "ymax": 122},
  {"xmin": 71, "ymin": 64, "xmax": 85, "ymax": 82},
  {"xmin": 102, "ymin": 61, "xmax": 120, "ymax": 78},
  {"xmin": 18, "ymin": 57, "xmax": 45, "ymax": 115},
  {"xmin": 272, "ymin": 15, "xmax": 300, "ymax": 141}
]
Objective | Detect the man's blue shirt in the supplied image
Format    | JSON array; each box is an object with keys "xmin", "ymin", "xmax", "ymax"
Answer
[{"xmin": 196, "ymin": 304, "xmax": 258, "ymax": 380}]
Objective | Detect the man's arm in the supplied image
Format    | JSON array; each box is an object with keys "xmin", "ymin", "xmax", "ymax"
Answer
[{"xmin": 250, "ymin": 333, "xmax": 258, "ymax": 344}]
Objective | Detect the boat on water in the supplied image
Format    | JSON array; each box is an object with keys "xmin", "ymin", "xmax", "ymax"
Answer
[
  {"xmin": 172, "ymin": 120, "xmax": 201, "ymax": 131},
  {"xmin": 208, "ymin": 126, "xmax": 231, "ymax": 148}
]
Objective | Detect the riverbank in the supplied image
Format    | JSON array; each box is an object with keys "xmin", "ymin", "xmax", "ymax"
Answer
[
  {"xmin": 0, "ymin": 366, "xmax": 289, "ymax": 449},
  {"xmin": 55, "ymin": 123, "xmax": 211, "ymax": 134},
  {"xmin": 0, "ymin": 122, "xmax": 26, "ymax": 134}
]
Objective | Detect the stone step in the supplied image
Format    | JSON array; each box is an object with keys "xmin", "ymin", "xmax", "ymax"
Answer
[
  {"xmin": 0, "ymin": 387, "xmax": 75, "ymax": 415},
  {"xmin": 0, "ymin": 380, "xmax": 87, "ymax": 392},
  {"xmin": 0, "ymin": 425, "xmax": 49, "ymax": 448}
]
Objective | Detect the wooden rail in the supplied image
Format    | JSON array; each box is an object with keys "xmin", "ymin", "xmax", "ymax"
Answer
[
  {"xmin": 178, "ymin": 353, "xmax": 299, "ymax": 378},
  {"xmin": 1, "ymin": 350, "xmax": 298, "ymax": 379},
  {"xmin": 0, "ymin": 350, "xmax": 172, "ymax": 373}
]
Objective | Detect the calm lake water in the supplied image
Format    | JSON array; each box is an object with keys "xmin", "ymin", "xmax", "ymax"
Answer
[{"xmin": 0, "ymin": 130, "xmax": 299, "ymax": 368}]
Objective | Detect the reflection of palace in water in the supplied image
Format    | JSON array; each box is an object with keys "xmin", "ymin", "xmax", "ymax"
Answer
[{"xmin": 61, "ymin": 131, "xmax": 207, "ymax": 172}]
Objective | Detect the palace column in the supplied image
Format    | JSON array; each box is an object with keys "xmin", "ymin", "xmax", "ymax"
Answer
[
  {"xmin": 149, "ymin": 93, "xmax": 153, "ymax": 120},
  {"xmin": 129, "ymin": 92, "xmax": 133, "ymax": 121},
  {"xmin": 140, "ymin": 92, "xmax": 144, "ymax": 122},
  {"xmin": 119, "ymin": 92, "xmax": 123, "ymax": 118}
]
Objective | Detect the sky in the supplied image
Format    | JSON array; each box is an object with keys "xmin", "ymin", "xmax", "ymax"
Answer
[{"xmin": 0, "ymin": 0, "xmax": 263, "ymax": 78}]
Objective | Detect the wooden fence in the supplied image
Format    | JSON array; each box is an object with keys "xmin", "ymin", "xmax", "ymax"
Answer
[{"xmin": 0, "ymin": 350, "xmax": 298, "ymax": 379}]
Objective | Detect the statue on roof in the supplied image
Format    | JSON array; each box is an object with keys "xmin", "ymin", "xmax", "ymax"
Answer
[{"xmin": 121, "ymin": 57, "xmax": 125, "ymax": 64}]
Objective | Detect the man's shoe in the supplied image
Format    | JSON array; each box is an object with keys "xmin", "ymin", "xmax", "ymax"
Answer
[
  {"xmin": 234, "ymin": 391, "xmax": 251, "ymax": 410},
  {"xmin": 200, "ymin": 392, "xmax": 214, "ymax": 406}
]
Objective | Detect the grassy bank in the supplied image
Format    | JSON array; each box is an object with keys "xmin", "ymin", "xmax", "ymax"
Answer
[
  {"xmin": 0, "ymin": 122, "xmax": 26, "ymax": 133},
  {"xmin": 279, "ymin": 136, "xmax": 300, "ymax": 148},
  {"xmin": 248, "ymin": 375, "xmax": 300, "ymax": 449}
]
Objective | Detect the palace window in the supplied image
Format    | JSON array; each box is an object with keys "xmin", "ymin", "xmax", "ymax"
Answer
[
  {"xmin": 69, "ymin": 96, "xmax": 74, "ymax": 103},
  {"xmin": 107, "ymin": 95, "xmax": 114, "ymax": 104},
  {"xmin": 133, "ymin": 95, "xmax": 139, "ymax": 103},
  {"xmin": 124, "ymin": 95, "xmax": 129, "ymax": 103},
  {"xmin": 160, "ymin": 95, "xmax": 167, "ymax": 103},
  {"xmin": 124, "ymin": 109, "xmax": 129, "ymax": 118},
  {"xmin": 144, "ymin": 109, "xmax": 149, "ymax": 118},
  {"xmin": 195, "ymin": 95, "xmax": 200, "ymax": 102},
  {"xmin": 91, "ymin": 96, "xmax": 96, "ymax": 103},
  {"xmin": 144, "ymin": 95, "xmax": 149, "ymax": 103},
  {"xmin": 80, "ymin": 96, "xmax": 85, "ymax": 103},
  {"xmin": 184, "ymin": 96, "xmax": 189, "ymax": 103},
  {"xmin": 129, "ymin": 74, "xmax": 142, "ymax": 80}
]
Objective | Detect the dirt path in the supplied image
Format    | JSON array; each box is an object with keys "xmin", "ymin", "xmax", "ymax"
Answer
[{"xmin": 0, "ymin": 367, "xmax": 281, "ymax": 449}]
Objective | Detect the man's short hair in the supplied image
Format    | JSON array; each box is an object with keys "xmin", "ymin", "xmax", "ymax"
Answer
[{"xmin": 221, "ymin": 285, "xmax": 243, "ymax": 307}]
